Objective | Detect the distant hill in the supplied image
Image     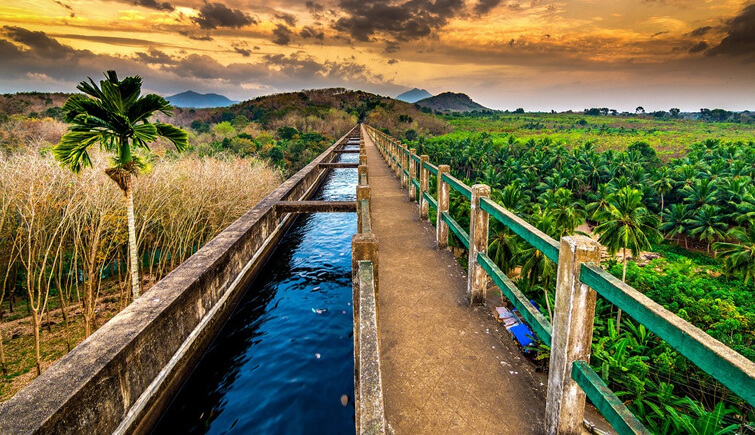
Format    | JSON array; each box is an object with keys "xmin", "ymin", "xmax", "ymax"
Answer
[
  {"xmin": 166, "ymin": 91, "xmax": 237, "ymax": 108},
  {"xmin": 165, "ymin": 88, "xmax": 450, "ymax": 140},
  {"xmin": 396, "ymin": 88, "xmax": 432, "ymax": 103},
  {"xmin": 416, "ymin": 92, "xmax": 493, "ymax": 113}
]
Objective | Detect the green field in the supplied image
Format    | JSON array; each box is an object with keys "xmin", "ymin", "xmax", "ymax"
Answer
[{"xmin": 441, "ymin": 113, "xmax": 755, "ymax": 159}]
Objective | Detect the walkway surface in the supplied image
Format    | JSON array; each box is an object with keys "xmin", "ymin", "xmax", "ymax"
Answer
[{"xmin": 362, "ymin": 127, "xmax": 549, "ymax": 434}]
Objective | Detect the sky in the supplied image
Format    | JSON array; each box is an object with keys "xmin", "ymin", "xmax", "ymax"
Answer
[{"xmin": 0, "ymin": 0, "xmax": 753, "ymax": 111}]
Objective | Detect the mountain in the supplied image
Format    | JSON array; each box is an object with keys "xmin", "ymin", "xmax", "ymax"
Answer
[
  {"xmin": 415, "ymin": 92, "xmax": 493, "ymax": 113},
  {"xmin": 166, "ymin": 91, "xmax": 237, "ymax": 108},
  {"xmin": 396, "ymin": 88, "xmax": 433, "ymax": 103}
]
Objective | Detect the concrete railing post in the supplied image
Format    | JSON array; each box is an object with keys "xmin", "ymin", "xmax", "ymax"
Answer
[
  {"xmin": 359, "ymin": 155, "xmax": 367, "ymax": 166},
  {"xmin": 467, "ymin": 184, "xmax": 490, "ymax": 305},
  {"xmin": 436, "ymin": 165, "xmax": 450, "ymax": 249},
  {"xmin": 545, "ymin": 235, "xmax": 600, "ymax": 435},
  {"xmin": 356, "ymin": 185, "xmax": 371, "ymax": 234},
  {"xmin": 358, "ymin": 164, "xmax": 368, "ymax": 186},
  {"xmin": 408, "ymin": 149, "xmax": 417, "ymax": 202},
  {"xmin": 419, "ymin": 155, "xmax": 430, "ymax": 220},
  {"xmin": 394, "ymin": 143, "xmax": 402, "ymax": 179},
  {"xmin": 400, "ymin": 146, "xmax": 408, "ymax": 188}
]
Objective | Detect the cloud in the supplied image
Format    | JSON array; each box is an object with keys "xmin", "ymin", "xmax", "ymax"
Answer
[
  {"xmin": 272, "ymin": 24, "xmax": 293, "ymax": 45},
  {"xmin": 53, "ymin": 1, "xmax": 72, "ymax": 11},
  {"xmin": 133, "ymin": 48, "xmax": 177, "ymax": 64},
  {"xmin": 232, "ymin": 42, "xmax": 252, "ymax": 56},
  {"xmin": 333, "ymin": 0, "xmax": 465, "ymax": 42},
  {"xmin": 192, "ymin": 3, "xmax": 256, "ymax": 30},
  {"xmin": 688, "ymin": 26, "xmax": 711, "ymax": 37},
  {"xmin": 384, "ymin": 40, "xmax": 400, "ymax": 53},
  {"xmin": 306, "ymin": 1, "xmax": 324, "ymax": 12},
  {"xmin": 300, "ymin": 26, "xmax": 325, "ymax": 40},
  {"xmin": 123, "ymin": 0, "xmax": 174, "ymax": 11},
  {"xmin": 474, "ymin": 0, "xmax": 502, "ymax": 15},
  {"xmin": 688, "ymin": 41, "xmax": 708, "ymax": 53},
  {"xmin": 651, "ymin": 31, "xmax": 668, "ymax": 38},
  {"xmin": 387, "ymin": 58, "xmax": 398, "ymax": 64},
  {"xmin": 178, "ymin": 31, "xmax": 213, "ymax": 41},
  {"xmin": 707, "ymin": 3, "xmax": 755, "ymax": 58},
  {"xmin": 3, "ymin": 26, "xmax": 77, "ymax": 59},
  {"xmin": 275, "ymin": 13, "xmax": 297, "ymax": 26}
]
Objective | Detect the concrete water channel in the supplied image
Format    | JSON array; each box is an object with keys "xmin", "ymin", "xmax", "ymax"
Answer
[{"xmin": 151, "ymin": 146, "xmax": 360, "ymax": 434}]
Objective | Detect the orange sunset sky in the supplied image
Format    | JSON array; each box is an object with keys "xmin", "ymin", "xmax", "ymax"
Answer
[{"xmin": 0, "ymin": 0, "xmax": 753, "ymax": 111}]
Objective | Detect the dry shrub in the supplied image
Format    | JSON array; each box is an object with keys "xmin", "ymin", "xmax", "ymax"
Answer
[{"xmin": 0, "ymin": 151, "xmax": 282, "ymax": 385}]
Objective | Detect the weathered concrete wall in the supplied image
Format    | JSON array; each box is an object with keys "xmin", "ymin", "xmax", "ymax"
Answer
[{"xmin": 0, "ymin": 126, "xmax": 359, "ymax": 435}]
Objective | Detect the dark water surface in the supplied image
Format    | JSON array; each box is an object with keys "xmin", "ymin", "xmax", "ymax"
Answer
[{"xmin": 153, "ymin": 153, "xmax": 358, "ymax": 434}]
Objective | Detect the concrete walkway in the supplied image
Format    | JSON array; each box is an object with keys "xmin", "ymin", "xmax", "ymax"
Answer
[{"xmin": 362, "ymin": 128, "xmax": 549, "ymax": 434}]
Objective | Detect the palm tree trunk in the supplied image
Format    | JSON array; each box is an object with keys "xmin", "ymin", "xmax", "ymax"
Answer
[{"xmin": 126, "ymin": 174, "xmax": 140, "ymax": 299}]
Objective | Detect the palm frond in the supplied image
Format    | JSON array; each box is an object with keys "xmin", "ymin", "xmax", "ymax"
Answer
[
  {"xmin": 155, "ymin": 123, "xmax": 188, "ymax": 152},
  {"xmin": 53, "ymin": 131, "xmax": 100, "ymax": 173}
]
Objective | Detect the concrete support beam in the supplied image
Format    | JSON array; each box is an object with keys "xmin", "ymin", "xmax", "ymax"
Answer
[
  {"xmin": 436, "ymin": 165, "xmax": 451, "ymax": 249},
  {"xmin": 546, "ymin": 236, "xmax": 600, "ymax": 435},
  {"xmin": 319, "ymin": 163, "xmax": 359, "ymax": 169},
  {"xmin": 467, "ymin": 184, "xmax": 490, "ymax": 305},
  {"xmin": 275, "ymin": 201, "xmax": 357, "ymax": 213},
  {"xmin": 419, "ymin": 155, "xmax": 430, "ymax": 221},
  {"xmin": 408, "ymin": 149, "xmax": 417, "ymax": 202},
  {"xmin": 333, "ymin": 149, "xmax": 360, "ymax": 154}
]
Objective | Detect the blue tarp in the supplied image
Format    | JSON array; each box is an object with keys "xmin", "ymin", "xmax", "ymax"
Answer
[{"xmin": 509, "ymin": 323, "xmax": 534, "ymax": 349}]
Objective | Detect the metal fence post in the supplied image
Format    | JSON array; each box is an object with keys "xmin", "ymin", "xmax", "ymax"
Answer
[
  {"xmin": 419, "ymin": 155, "xmax": 430, "ymax": 220},
  {"xmin": 436, "ymin": 165, "xmax": 450, "ymax": 249},
  {"xmin": 467, "ymin": 184, "xmax": 490, "ymax": 305},
  {"xmin": 546, "ymin": 235, "xmax": 600, "ymax": 435},
  {"xmin": 408, "ymin": 149, "xmax": 417, "ymax": 202}
]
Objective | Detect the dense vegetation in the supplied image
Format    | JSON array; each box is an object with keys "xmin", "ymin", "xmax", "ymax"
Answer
[{"xmin": 406, "ymin": 114, "xmax": 755, "ymax": 433}]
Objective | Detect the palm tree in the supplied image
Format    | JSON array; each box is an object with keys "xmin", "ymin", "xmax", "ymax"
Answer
[
  {"xmin": 53, "ymin": 71, "xmax": 187, "ymax": 300},
  {"xmin": 660, "ymin": 204, "xmax": 690, "ymax": 247},
  {"xmin": 652, "ymin": 167, "xmax": 674, "ymax": 217},
  {"xmin": 594, "ymin": 187, "xmax": 661, "ymax": 332},
  {"xmin": 542, "ymin": 188, "xmax": 585, "ymax": 236},
  {"xmin": 713, "ymin": 225, "xmax": 755, "ymax": 291},
  {"xmin": 684, "ymin": 204, "xmax": 727, "ymax": 253}
]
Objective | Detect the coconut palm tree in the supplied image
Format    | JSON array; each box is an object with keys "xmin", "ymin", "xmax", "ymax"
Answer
[
  {"xmin": 713, "ymin": 225, "xmax": 755, "ymax": 291},
  {"xmin": 684, "ymin": 204, "xmax": 728, "ymax": 253},
  {"xmin": 53, "ymin": 71, "xmax": 187, "ymax": 300},
  {"xmin": 593, "ymin": 187, "xmax": 661, "ymax": 332},
  {"xmin": 660, "ymin": 203, "xmax": 690, "ymax": 247}
]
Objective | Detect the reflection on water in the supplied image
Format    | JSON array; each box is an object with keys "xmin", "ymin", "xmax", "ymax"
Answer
[{"xmin": 152, "ymin": 154, "xmax": 357, "ymax": 434}]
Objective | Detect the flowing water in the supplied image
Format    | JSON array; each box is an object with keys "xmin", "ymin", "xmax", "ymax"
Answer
[{"xmin": 152, "ymin": 150, "xmax": 359, "ymax": 434}]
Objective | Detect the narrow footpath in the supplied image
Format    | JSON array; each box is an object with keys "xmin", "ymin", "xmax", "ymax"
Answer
[{"xmin": 362, "ymin": 126, "xmax": 548, "ymax": 434}]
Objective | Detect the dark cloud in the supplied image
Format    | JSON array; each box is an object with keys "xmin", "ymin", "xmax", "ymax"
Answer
[
  {"xmin": 688, "ymin": 26, "xmax": 712, "ymax": 37},
  {"xmin": 178, "ymin": 31, "xmax": 213, "ymax": 41},
  {"xmin": 192, "ymin": 3, "xmax": 255, "ymax": 30},
  {"xmin": 334, "ymin": 0, "xmax": 465, "ymax": 42},
  {"xmin": 123, "ymin": 0, "xmax": 174, "ymax": 11},
  {"xmin": 707, "ymin": 3, "xmax": 755, "ymax": 58},
  {"xmin": 134, "ymin": 48, "xmax": 177, "ymax": 64},
  {"xmin": 384, "ymin": 40, "xmax": 400, "ymax": 53},
  {"xmin": 387, "ymin": 58, "xmax": 398, "ymax": 64},
  {"xmin": 3, "ymin": 26, "xmax": 77, "ymax": 59},
  {"xmin": 272, "ymin": 24, "xmax": 293, "ymax": 45},
  {"xmin": 300, "ymin": 26, "xmax": 325, "ymax": 40},
  {"xmin": 232, "ymin": 42, "xmax": 252, "ymax": 56},
  {"xmin": 651, "ymin": 31, "xmax": 668, "ymax": 38},
  {"xmin": 53, "ymin": 1, "xmax": 72, "ymax": 11},
  {"xmin": 688, "ymin": 41, "xmax": 708, "ymax": 53},
  {"xmin": 275, "ymin": 13, "xmax": 297, "ymax": 26},
  {"xmin": 474, "ymin": 0, "xmax": 502, "ymax": 14},
  {"xmin": 52, "ymin": 33, "xmax": 181, "ymax": 48},
  {"xmin": 306, "ymin": 1, "xmax": 324, "ymax": 12}
]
